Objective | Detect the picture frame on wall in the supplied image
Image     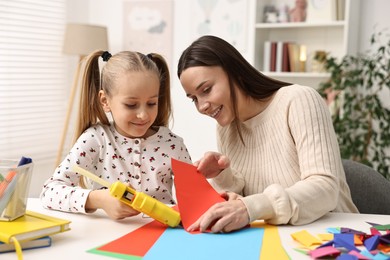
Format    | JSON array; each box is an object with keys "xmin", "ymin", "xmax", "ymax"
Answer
[
  {"xmin": 123, "ymin": 0, "xmax": 173, "ymax": 66},
  {"xmin": 306, "ymin": 0, "xmax": 337, "ymax": 22}
]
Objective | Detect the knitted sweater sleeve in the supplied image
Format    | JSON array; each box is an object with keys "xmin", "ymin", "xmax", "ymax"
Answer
[{"xmin": 213, "ymin": 87, "xmax": 344, "ymax": 225}]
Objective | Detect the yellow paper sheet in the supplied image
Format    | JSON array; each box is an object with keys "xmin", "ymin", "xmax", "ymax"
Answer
[{"xmin": 252, "ymin": 222, "xmax": 290, "ymax": 260}]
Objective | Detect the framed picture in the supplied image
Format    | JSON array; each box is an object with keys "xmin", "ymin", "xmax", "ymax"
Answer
[
  {"xmin": 190, "ymin": 0, "xmax": 248, "ymax": 52},
  {"xmin": 123, "ymin": 0, "xmax": 173, "ymax": 66},
  {"xmin": 306, "ymin": 0, "xmax": 337, "ymax": 22}
]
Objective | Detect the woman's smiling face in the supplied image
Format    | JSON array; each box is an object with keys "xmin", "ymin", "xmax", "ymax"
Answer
[{"xmin": 179, "ymin": 66, "xmax": 235, "ymax": 127}]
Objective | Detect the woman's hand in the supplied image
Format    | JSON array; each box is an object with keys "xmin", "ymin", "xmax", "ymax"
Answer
[
  {"xmin": 195, "ymin": 152, "xmax": 230, "ymax": 178},
  {"xmin": 86, "ymin": 189, "xmax": 140, "ymax": 220},
  {"xmin": 220, "ymin": 191, "xmax": 242, "ymax": 201},
  {"xmin": 187, "ymin": 199, "xmax": 249, "ymax": 233}
]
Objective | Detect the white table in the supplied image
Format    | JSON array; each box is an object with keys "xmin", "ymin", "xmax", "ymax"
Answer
[{"xmin": 2, "ymin": 198, "xmax": 390, "ymax": 259}]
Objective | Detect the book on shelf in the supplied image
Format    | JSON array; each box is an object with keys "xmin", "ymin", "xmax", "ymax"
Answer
[
  {"xmin": 275, "ymin": 41, "xmax": 284, "ymax": 72},
  {"xmin": 0, "ymin": 236, "xmax": 51, "ymax": 253},
  {"xmin": 270, "ymin": 42, "xmax": 277, "ymax": 72},
  {"xmin": 263, "ymin": 41, "xmax": 271, "ymax": 72},
  {"xmin": 0, "ymin": 210, "xmax": 71, "ymax": 244},
  {"xmin": 287, "ymin": 43, "xmax": 301, "ymax": 73},
  {"xmin": 281, "ymin": 42, "xmax": 291, "ymax": 72},
  {"xmin": 264, "ymin": 41, "xmax": 301, "ymax": 73}
]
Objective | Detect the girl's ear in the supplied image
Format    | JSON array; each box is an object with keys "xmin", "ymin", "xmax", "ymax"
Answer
[{"xmin": 99, "ymin": 90, "xmax": 110, "ymax": 112}]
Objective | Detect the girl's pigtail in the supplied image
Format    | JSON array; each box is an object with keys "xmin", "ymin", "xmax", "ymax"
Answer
[
  {"xmin": 148, "ymin": 53, "xmax": 172, "ymax": 127},
  {"xmin": 73, "ymin": 50, "xmax": 109, "ymax": 144}
]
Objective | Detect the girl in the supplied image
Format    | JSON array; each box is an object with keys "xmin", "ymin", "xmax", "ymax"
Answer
[
  {"xmin": 177, "ymin": 35, "xmax": 358, "ymax": 233},
  {"xmin": 41, "ymin": 51, "xmax": 191, "ymax": 220}
]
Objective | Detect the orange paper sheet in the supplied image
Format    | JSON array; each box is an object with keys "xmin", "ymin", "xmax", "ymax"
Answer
[{"xmin": 171, "ymin": 158, "xmax": 225, "ymax": 231}]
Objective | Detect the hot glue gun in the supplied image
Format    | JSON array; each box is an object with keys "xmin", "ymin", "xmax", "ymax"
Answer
[{"xmin": 73, "ymin": 165, "xmax": 181, "ymax": 227}]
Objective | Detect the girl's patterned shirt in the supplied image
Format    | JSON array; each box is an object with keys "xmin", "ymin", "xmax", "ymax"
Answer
[{"xmin": 40, "ymin": 123, "xmax": 192, "ymax": 213}]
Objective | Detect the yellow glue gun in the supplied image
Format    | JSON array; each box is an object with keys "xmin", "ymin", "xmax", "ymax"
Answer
[{"xmin": 73, "ymin": 166, "xmax": 181, "ymax": 227}]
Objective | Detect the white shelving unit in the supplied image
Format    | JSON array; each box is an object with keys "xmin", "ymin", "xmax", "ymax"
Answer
[{"xmin": 250, "ymin": 0, "xmax": 360, "ymax": 89}]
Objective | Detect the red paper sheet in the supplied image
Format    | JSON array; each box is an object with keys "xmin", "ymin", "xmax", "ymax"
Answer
[
  {"xmin": 98, "ymin": 220, "xmax": 166, "ymax": 256},
  {"xmin": 171, "ymin": 158, "xmax": 225, "ymax": 231}
]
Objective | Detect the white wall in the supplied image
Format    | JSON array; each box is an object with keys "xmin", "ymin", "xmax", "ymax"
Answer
[
  {"xmin": 86, "ymin": 0, "xmax": 256, "ymax": 162},
  {"xmin": 358, "ymin": 0, "xmax": 390, "ymax": 109},
  {"xmin": 29, "ymin": 0, "xmax": 390, "ymax": 197}
]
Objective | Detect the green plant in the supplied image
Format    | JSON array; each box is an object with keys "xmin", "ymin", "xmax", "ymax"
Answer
[{"xmin": 317, "ymin": 31, "xmax": 390, "ymax": 179}]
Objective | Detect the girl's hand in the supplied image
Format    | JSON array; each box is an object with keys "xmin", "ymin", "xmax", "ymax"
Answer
[
  {"xmin": 86, "ymin": 189, "xmax": 140, "ymax": 220},
  {"xmin": 194, "ymin": 152, "xmax": 230, "ymax": 178},
  {"xmin": 187, "ymin": 199, "xmax": 249, "ymax": 233}
]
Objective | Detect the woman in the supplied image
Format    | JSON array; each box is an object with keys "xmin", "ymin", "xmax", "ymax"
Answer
[{"xmin": 177, "ymin": 35, "xmax": 358, "ymax": 233}]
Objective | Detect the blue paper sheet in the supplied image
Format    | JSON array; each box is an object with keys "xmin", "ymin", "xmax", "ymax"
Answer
[{"xmin": 143, "ymin": 227, "xmax": 264, "ymax": 260}]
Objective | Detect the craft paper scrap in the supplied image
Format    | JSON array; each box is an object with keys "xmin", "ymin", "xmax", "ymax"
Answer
[
  {"xmin": 293, "ymin": 247, "xmax": 309, "ymax": 255},
  {"xmin": 333, "ymin": 233, "xmax": 359, "ymax": 252},
  {"xmin": 336, "ymin": 254, "xmax": 359, "ymax": 260},
  {"xmin": 380, "ymin": 233, "xmax": 390, "ymax": 244},
  {"xmin": 378, "ymin": 243, "xmax": 390, "ymax": 253},
  {"xmin": 317, "ymin": 240, "xmax": 334, "ymax": 249},
  {"xmin": 348, "ymin": 250, "xmax": 371, "ymax": 259},
  {"xmin": 142, "ymin": 225, "xmax": 264, "ymax": 260},
  {"xmin": 309, "ymin": 246, "xmax": 341, "ymax": 259},
  {"xmin": 326, "ymin": 227, "xmax": 340, "ymax": 234},
  {"xmin": 371, "ymin": 227, "xmax": 382, "ymax": 235},
  {"xmin": 360, "ymin": 249, "xmax": 376, "ymax": 258},
  {"xmin": 373, "ymin": 224, "xmax": 390, "ymax": 231},
  {"xmin": 364, "ymin": 235, "xmax": 380, "ymax": 251},
  {"xmin": 366, "ymin": 222, "xmax": 380, "ymax": 226},
  {"xmin": 171, "ymin": 158, "xmax": 225, "ymax": 231},
  {"xmin": 317, "ymin": 233, "xmax": 333, "ymax": 241},
  {"xmin": 341, "ymin": 227, "xmax": 366, "ymax": 235},
  {"xmin": 291, "ymin": 230, "xmax": 322, "ymax": 248},
  {"xmin": 354, "ymin": 235, "xmax": 363, "ymax": 245}
]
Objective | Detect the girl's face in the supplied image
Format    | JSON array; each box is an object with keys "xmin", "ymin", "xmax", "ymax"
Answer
[
  {"xmin": 100, "ymin": 71, "xmax": 159, "ymax": 138},
  {"xmin": 179, "ymin": 66, "xmax": 234, "ymax": 127}
]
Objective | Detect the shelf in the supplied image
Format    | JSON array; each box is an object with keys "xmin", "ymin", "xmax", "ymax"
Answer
[
  {"xmin": 255, "ymin": 21, "xmax": 345, "ymax": 29},
  {"xmin": 263, "ymin": 72, "xmax": 330, "ymax": 78},
  {"xmin": 250, "ymin": 0, "xmax": 358, "ymax": 90}
]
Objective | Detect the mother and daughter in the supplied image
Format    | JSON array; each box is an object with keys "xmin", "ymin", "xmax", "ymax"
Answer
[{"xmin": 41, "ymin": 35, "xmax": 357, "ymax": 232}]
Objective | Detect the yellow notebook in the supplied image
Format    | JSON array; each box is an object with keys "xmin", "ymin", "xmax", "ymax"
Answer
[{"xmin": 0, "ymin": 210, "xmax": 71, "ymax": 244}]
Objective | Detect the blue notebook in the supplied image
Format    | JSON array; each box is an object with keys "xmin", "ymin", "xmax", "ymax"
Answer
[{"xmin": 0, "ymin": 236, "xmax": 51, "ymax": 253}]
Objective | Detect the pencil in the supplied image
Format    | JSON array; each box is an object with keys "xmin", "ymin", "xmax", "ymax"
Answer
[
  {"xmin": 0, "ymin": 156, "xmax": 33, "ymax": 198},
  {"xmin": 0, "ymin": 171, "xmax": 17, "ymax": 199}
]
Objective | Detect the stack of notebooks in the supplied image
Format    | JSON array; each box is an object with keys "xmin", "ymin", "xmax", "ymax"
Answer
[
  {"xmin": 0, "ymin": 210, "xmax": 71, "ymax": 254},
  {"xmin": 0, "ymin": 157, "xmax": 71, "ymax": 256}
]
